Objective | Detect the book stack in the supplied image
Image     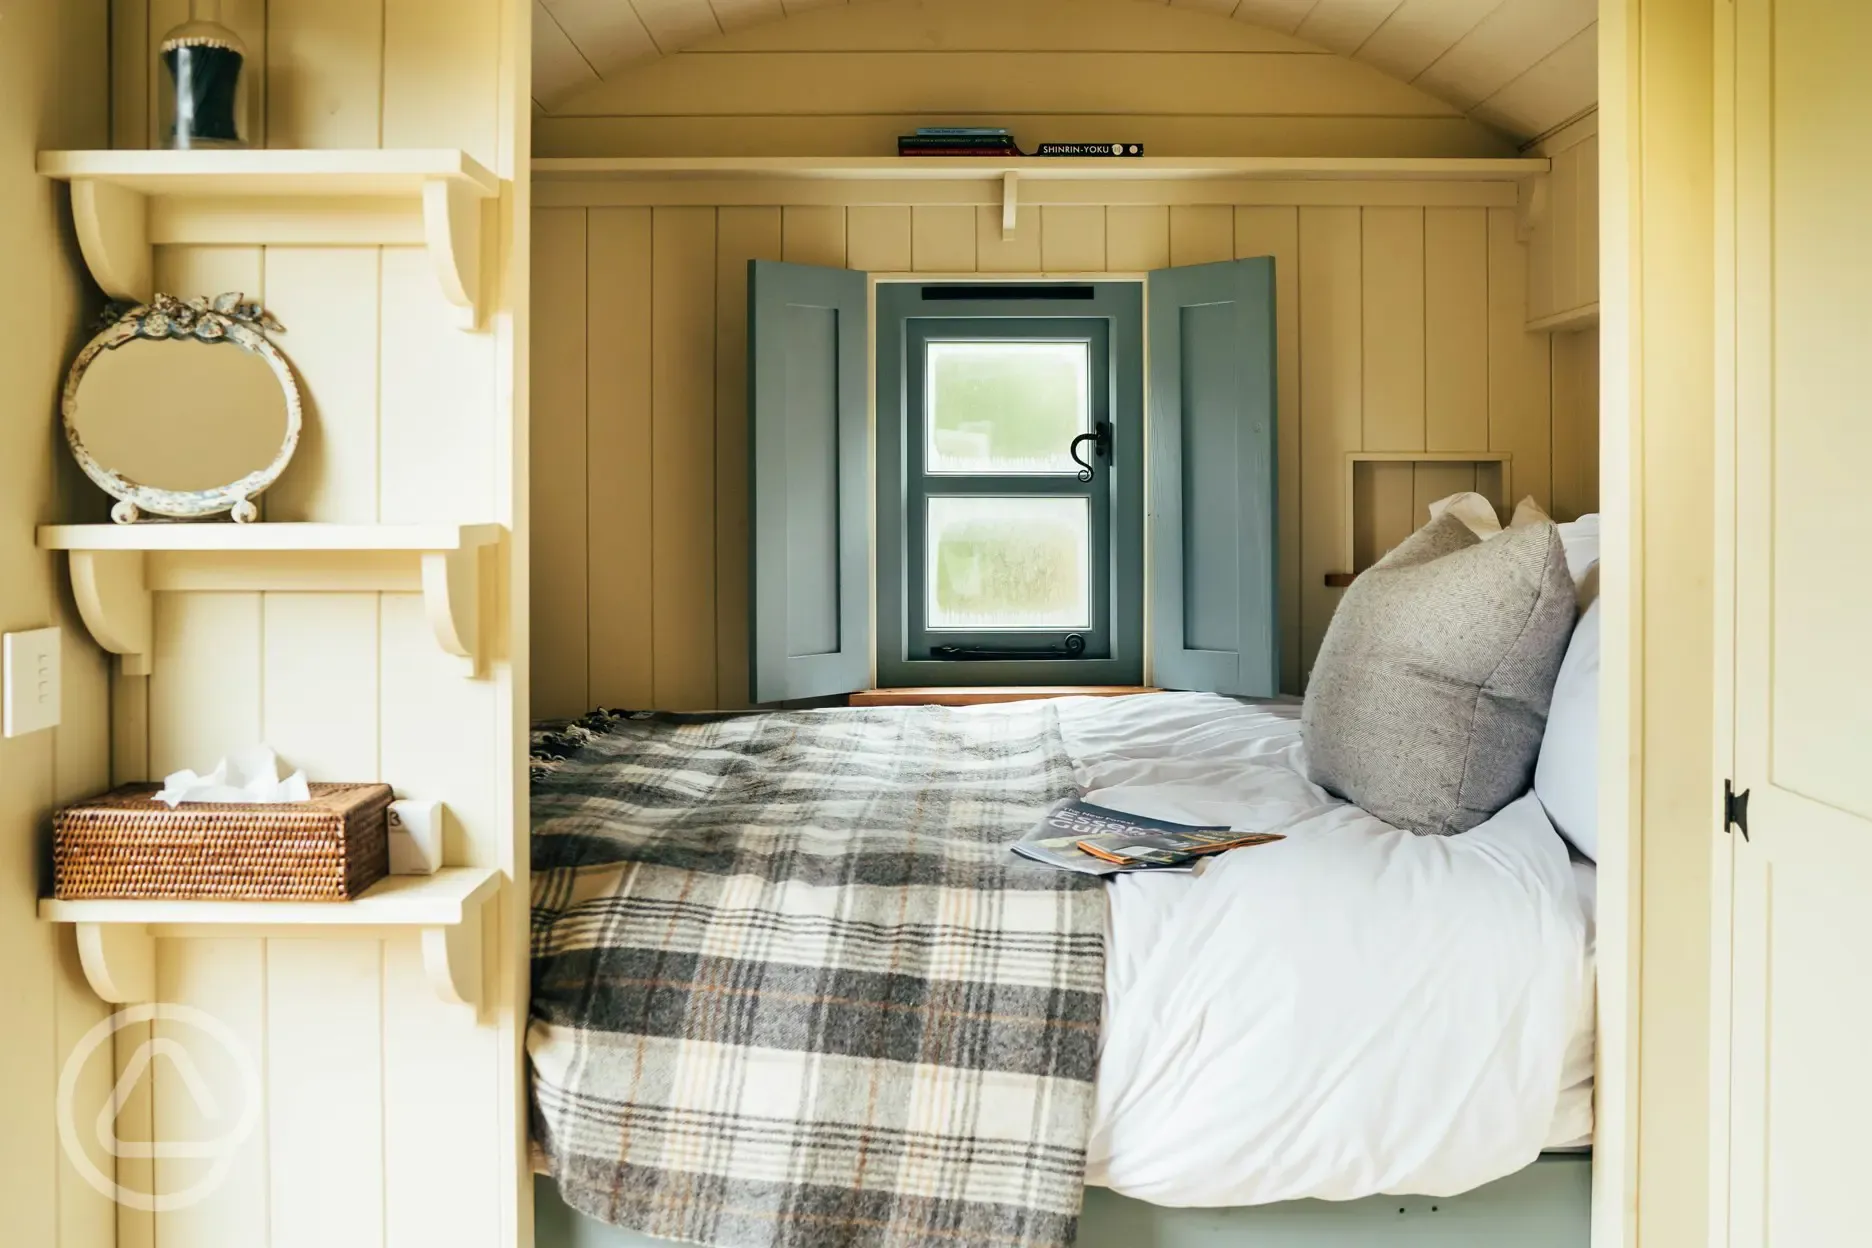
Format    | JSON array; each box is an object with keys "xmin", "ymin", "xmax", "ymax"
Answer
[{"xmin": 897, "ymin": 127, "xmax": 1025, "ymax": 157}]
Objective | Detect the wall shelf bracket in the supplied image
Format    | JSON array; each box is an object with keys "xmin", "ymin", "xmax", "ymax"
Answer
[
  {"xmin": 74, "ymin": 922, "xmax": 156, "ymax": 1004},
  {"xmin": 71, "ymin": 179, "xmax": 153, "ymax": 303},
  {"xmin": 421, "ymin": 544, "xmax": 486, "ymax": 678},
  {"xmin": 1516, "ymin": 172, "xmax": 1549, "ymax": 243},
  {"xmin": 422, "ymin": 178, "xmax": 485, "ymax": 330},
  {"xmin": 1001, "ymin": 171, "xmax": 1019, "ymax": 240},
  {"xmin": 421, "ymin": 906, "xmax": 484, "ymax": 1011},
  {"xmin": 68, "ymin": 548, "xmax": 154, "ymax": 676}
]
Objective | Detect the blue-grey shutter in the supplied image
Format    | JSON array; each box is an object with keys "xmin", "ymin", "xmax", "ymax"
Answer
[
  {"xmin": 748, "ymin": 259, "xmax": 871, "ymax": 703},
  {"xmin": 1147, "ymin": 258, "xmax": 1279, "ymax": 696}
]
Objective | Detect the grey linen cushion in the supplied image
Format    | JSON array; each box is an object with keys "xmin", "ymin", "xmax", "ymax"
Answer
[{"xmin": 1302, "ymin": 511, "xmax": 1577, "ymax": 837}]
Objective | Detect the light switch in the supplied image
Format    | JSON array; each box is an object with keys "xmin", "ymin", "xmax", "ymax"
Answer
[{"xmin": 3, "ymin": 627, "xmax": 61, "ymax": 738}]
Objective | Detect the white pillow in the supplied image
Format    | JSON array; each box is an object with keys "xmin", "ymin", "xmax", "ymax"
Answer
[
  {"xmin": 1431, "ymin": 495, "xmax": 1599, "ymax": 588},
  {"xmin": 1424, "ymin": 499, "xmax": 1601, "ymax": 854},
  {"xmin": 1555, "ymin": 514, "xmax": 1600, "ymax": 601},
  {"xmin": 1535, "ymin": 598, "xmax": 1600, "ymax": 860},
  {"xmin": 1512, "ymin": 501, "xmax": 1601, "ymax": 607}
]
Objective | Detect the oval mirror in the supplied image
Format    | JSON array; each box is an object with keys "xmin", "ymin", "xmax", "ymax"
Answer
[{"xmin": 64, "ymin": 294, "xmax": 301, "ymax": 523}]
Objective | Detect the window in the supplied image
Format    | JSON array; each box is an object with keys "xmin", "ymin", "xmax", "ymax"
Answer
[
  {"xmin": 746, "ymin": 258, "xmax": 1277, "ymax": 705},
  {"xmin": 876, "ymin": 285, "xmax": 1145, "ymax": 687}
]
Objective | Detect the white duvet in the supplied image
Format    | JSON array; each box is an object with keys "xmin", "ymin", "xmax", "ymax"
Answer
[{"xmin": 1033, "ymin": 693, "xmax": 1596, "ymax": 1207}]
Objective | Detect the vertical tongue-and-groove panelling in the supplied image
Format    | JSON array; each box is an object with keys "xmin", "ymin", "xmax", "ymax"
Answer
[{"xmin": 104, "ymin": 4, "xmax": 524, "ymax": 1246}]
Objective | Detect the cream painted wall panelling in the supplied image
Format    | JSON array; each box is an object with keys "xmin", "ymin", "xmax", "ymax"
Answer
[
  {"xmin": 530, "ymin": 193, "xmax": 1599, "ymax": 716},
  {"xmin": 1523, "ymin": 110, "xmax": 1599, "ymax": 330},
  {"xmin": 97, "ymin": 2, "xmax": 532, "ymax": 1245},
  {"xmin": 532, "ymin": 0, "xmax": 1527, "ymax": 159},
  {"xmin": 0, "ymin": 3, "xmax": 116, "ymax": 1245},
  {"xmin": 114, "ymin": 0, "xmax": 507, "ymax": 164},
  {"xmin": 531, "ymin": 0, "xmax": 1597, "ymax": 145}
]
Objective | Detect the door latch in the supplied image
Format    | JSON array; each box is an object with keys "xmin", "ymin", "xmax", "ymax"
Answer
[{"xmin": 1724, "ymin": 779, "xmax": 1751, "ymax": 841}]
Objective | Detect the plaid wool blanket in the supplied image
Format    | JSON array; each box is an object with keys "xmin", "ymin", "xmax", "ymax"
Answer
[{"xmin": 528, "ymin": 704, "xmax": 1106, "ymax": 1248}]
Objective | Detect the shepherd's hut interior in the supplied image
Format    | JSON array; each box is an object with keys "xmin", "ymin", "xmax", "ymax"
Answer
[{"xmin": 0, "ymin": 1, "xmax": 1861, "ymax": 1245}]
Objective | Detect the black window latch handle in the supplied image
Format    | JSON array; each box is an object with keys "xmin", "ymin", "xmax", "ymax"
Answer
[{"xmin": 1069, "ymin": 421, "xmax": 1113, "ymax": 482}]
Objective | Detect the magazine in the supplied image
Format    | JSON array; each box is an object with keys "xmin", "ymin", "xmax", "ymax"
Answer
[{"xmin": 1011, "ymin": 798, "xmax": 1284, "ymax": 875}]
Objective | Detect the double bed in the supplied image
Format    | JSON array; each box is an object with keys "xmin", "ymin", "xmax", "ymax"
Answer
[
  {"xmin": 527, "ymin": 691, "xmax": 1595, "ymax": 1246},
  {"xmin": 1067, "ymin": 694, "xmax": 1594, "ymax": 1204}
]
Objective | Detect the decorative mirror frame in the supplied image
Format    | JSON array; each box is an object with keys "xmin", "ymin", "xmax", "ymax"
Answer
[{"xmin": 63, "ymin": 292, "xmax": 301, "ymax": 524}]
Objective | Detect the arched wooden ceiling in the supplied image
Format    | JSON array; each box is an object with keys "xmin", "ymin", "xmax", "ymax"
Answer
[{"xmin": 533, "ymin": 0, "xmax": 1596, "ymax": 143}]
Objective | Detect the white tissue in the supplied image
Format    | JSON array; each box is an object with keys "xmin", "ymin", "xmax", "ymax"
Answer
[{"xmin": 153, "ymin": 745, "xmax": 311, "ymax": 808}]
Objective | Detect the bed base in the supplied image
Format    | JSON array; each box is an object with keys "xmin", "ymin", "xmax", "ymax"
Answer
[{"xmin": 534, "ymin": 1151, "xmax": 1589, "ymax": 1247}]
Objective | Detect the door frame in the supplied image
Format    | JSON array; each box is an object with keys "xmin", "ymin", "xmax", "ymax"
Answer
[
  {"xmin": 1707, "ymin": 0, "xmax": 1743, "ymax": 1242},
  {"xmin": 1597, "ymin": 3, "xmax": 1724, "ymax": 1248}
]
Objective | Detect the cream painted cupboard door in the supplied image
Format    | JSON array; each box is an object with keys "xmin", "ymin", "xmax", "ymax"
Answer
[{"xmin": 1724, "ymin": 2, "xmax": 1872, "ymax": 1244}]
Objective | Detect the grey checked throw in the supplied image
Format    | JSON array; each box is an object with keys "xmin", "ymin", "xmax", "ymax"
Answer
[{"xmin": 529, "ymin": 703, "xmax": 1104, "ymax": 1248}]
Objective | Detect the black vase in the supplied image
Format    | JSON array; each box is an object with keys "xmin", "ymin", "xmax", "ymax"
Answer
[{"xmin": 159, "ymin": 5, "xmax": 250, "ymax": 150}]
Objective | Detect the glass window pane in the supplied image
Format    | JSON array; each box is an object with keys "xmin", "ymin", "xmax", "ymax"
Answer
[
  {"xmin": 926, "ymin": 496, "xmax": 1090, "ymax": 630},
  {"xmin": 926, "ymin": 340, "xmax": 1089, "ymax": 474}
]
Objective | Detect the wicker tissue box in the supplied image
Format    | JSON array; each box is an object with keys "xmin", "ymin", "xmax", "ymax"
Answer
[{"xmin": 54, "ymin": 783, "xmax": 394, "ymax": 902}]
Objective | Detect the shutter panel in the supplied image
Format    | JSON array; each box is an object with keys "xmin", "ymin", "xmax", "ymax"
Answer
[
  {"xmin": 748, "ymin": 259, "xmax": 871, "ymax": 703},
  {"xmin": 1147, "ymin": 257, "xmax": 1280, "ymax": 696}
]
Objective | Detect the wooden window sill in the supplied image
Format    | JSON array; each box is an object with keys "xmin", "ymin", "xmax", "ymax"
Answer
[{"xmin": 848, "ymin": 686, "xmax": 1159, "ymax": 708}]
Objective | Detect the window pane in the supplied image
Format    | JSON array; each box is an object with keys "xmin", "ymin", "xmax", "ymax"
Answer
[
  {"xmin": 926, "ymin": 341, "xmax": 1089, "ymax": 474},
  {"xmin": 926, "ymin": 496, "xmax": 1090, "ymax": 630}
]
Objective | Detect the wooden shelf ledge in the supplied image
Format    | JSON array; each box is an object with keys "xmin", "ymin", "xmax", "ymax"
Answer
[
  {"xmin": 37, "ymin": 149, "xmax": 500, "ymax": 331},
  {"xmin": 533, "ymin": 156, "xmax": 1551, "ymax": 183},
  {"xmin": 42, "ymin": 867, "xmax": 502, "ymax": 1013},
  {"xmin": 1526, "ymin": 302, "xmax": 1601, "ymax": 333},
  {"xmin": 37, "ymin": 523, "xmax": 504, "ymax": 679},
  {"xmin": 535, "ymin": 156, "xmax": 1551, "ymax": 217},
  {"xmin": 850, "ymin": 686, "xmax": 1160, "ymax": 707}
]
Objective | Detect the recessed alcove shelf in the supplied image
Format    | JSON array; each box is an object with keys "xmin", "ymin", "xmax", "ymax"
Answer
[
  {"xmin": 37, "ymin": 149, "xmax": 500, "ymax": 330},
  {"xmin": 41, "ymin": 867, "xmax": 501, "ymax": 1013},
  {"xmin": 37, "ymin": 522, "xmax": 505, "ymax": 678}
]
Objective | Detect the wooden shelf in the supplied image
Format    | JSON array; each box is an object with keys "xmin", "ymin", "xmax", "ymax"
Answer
[
  {"xmin": 1526, "ymin": 302, "xmax": 1600, "ymax": 333},
  {"xmin": 535, "ymin": 155, "xmax": 1549, "ymax": 223},
  {"xmin": 42, "ymin": 868, "xmax": 501, "ymax": 1013},
  {"xmin": 533, "ymin": 156, "xmax": 1550, "ymax": 183},
  {"xmin": 37, "ymin": 523, "xmax": 504, "ymax": 679},
  {"xmin": 40, "ymin": 866, "xmax": 498, "ymax": 927},
  {"xmin": 38, "ymin": 521, "xmax": 501, "ymax": 552},
  {"xmin": 38, "ymin": 148, "xmax": 498, "ymax": 196},
  {"xmin": 38, "ymin": 149, "xmax": 500, "ymax": 330}
]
